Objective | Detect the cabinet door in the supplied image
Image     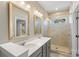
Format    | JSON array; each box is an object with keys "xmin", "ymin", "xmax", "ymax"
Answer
[
  {"xmin": 42, "ymin": 40, "xmax": 50, "ymax": 57},
  {"xmin": 36, "ymin": 52, "xmax": 42, "ymax": 57},
  {"xmin": 73, "ymin": 7, "xmax": 79, "ymax": 56},
  {"xmin": 30, "ymin": 47, "xmax": 42, "ymax": 57},
  {"xmin": 46, "ymin": 40, "xmax": 50, "ymax": 57},
  {"xmin": 42, "ymin": 43, "xmax": 47, "ymax": 57}
]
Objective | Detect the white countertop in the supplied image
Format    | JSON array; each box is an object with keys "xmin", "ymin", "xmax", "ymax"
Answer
[
  {"xmin": 0, "ymin": 37, "xmax": 51, "ymax": 57},
  {"xmin": 0, "ymin": 42, "xmax": 28, "ymax": 57},
  {"xmin": 17, "ymin": 37, "xmax": 51, "ymax": 56},
  {"xmin": 28, "ymin": 37, "xmax": 50, "ymax": 56}
]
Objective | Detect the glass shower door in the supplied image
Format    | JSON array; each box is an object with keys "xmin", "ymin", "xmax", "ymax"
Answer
[{"xmin": 74, "ymin": 6, "xmax": 79, "ymax": 56}]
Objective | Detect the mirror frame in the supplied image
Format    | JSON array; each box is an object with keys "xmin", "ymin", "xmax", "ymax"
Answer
[
  {"xmin": 34, "ymin": 15, "xmax": 42, "ymax": 35},
  {"xmin": 8, "ymin": 2, "xmax": 30, "ymax": 40}
]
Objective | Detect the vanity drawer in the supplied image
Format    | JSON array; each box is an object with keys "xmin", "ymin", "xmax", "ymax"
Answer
[{"xmin": 30, "ymin": 47, "xmax": 42, "ymax": 57}]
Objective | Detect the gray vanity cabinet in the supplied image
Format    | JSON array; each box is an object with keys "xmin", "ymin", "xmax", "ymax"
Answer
[
  {"xmin": 30, "ymin": 47, "xmax": 42, "ymax": 57},
  {"xmin": 42, "ymin": 43, "xmax": 47, "ymax": 57},
  {"xmin": 30, "ymin": 40, "xmax": 50, "ymax": 57},
  {"xmin": 46, "ymin": 40, "xmax": 50, "ymax": 57},
  {"xmin": 42, "ymin": 40, "xmax": 50, "ymax": 57}
]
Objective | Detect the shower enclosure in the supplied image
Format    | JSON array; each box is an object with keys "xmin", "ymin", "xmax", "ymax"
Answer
[
  {"xmin": 48, "ymin": 15, "xmax": 72, "ymax": 56},
  {"xmin": 73, "ymin": 5, "xmax": 79, "ymax": 56}
]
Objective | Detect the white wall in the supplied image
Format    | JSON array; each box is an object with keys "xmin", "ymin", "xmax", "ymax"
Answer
[
  {"xmin": 0, "ymin": 2, "xmax": 9, "ymax": 44},
  {"xmin": 42, "ymin": 19, "xmax": 49, "ymax": 37}
]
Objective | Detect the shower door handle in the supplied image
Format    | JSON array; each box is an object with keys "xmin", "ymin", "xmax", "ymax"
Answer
[
  {"xmin": 76, "ymin": 35, "xmax": 79, "ymax": 38},
  {"xmin": 76, "ymin": 17, "xmax": 79, "ymax": 19}
]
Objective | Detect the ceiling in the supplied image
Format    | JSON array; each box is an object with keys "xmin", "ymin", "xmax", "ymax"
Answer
[{"xmin": 38, "ymin": 1, "xmax": 72, "ymax": 13}]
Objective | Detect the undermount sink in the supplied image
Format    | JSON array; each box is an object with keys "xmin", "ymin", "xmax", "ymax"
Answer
[
  {"xmin": 24, "ymin": 39, "xmax": 42, "ymax": 47},
  {"xmin": 0, "ymin": 42, "xmax": 28, "ymax": 57},
  {"xmin": 24, "ymin": 43, "xmax": 38, "ymax": 48},
  {"xmin": 16, "ymin": 37, "xmax": 50, "ymax": 57},
  {"xmin": 20, "ymin": 37, "xmax": 48, "ymax": 48}
]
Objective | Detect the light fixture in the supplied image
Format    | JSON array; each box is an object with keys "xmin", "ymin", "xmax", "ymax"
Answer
[
  {"xmin": 34, "ymin": 10, "xmax": 38, "ymax": 14},
  {"xmin": 40, "ymin": 13, "xmax": 43, "ymax": 17},
  {"xmin": 56, "ymin": 8, "xmax": 58, "ymax": 11},
  {"xmin": 20, "ymin": 1, "xmax": 25, "ymax": 5},
  {"xmin": 39, "ymin": 12, "xmax": 43, "ymax": 17},
  {"xmin": 34, "ymin": 10, "xmax": 43, "ymax": 17},
  {"xmin": 26, "ymin": 4, "xmax": 31, "ymax": 9}
]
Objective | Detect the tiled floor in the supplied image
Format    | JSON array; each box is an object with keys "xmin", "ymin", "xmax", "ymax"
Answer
[
  {"xmin": 50, "ymin": 45, "xmax": 71, "ymax": 57},
  {"xmin": 50, "ymin": 52, "xmax": 71, "ymax": 57},
  {"xmin": 50, "ymin": 52, "xmax": 66, "ymax": 57}
]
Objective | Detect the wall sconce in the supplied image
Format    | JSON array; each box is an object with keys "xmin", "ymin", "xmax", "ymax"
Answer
[
  {"xmin": 20, "ymin": 1, "xmax": 31, "ymax": 10},
  {"xmin": 34, "ymin": 10, "xmax": 43, "ymax": 17},
  {"xmin": 56, "ymin": 8, "xmax": 58, "ymax": 11},
  {"xmin": 25, "ymin": 4, "xmax": 31, "ymax": 11},
  {"xmin": 39, "ymin": 12, "xmax": 43, "ymax": 17},
  {"xmin": 34, "ymin": 10, "xmax": 39, "ymax": 15},
  {"xmin": 20, "ymin": 1, "xmax": 25, "ymax": 5},
  {"xmin": 26, "ymin": 4, "xmax": 31, "ymax": 9}
]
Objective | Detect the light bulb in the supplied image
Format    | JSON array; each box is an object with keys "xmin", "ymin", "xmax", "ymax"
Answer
[
  {"xmin": 26, "ymin": 4, "xmax": 31, "ymax": 9},
  {"xmin": 20, "ymin": 1, "xmax": 25, "ymax": 5},
  {"xmin": 56, "ymin": 8, "xmax": 58, "ymax": 11}
]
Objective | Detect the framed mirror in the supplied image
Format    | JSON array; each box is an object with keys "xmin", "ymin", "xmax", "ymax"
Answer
[
  {"xmin": 34, "ymin": 15, "xmax": 42, "ymax": 35},
  {"xmin": 8, "ymin": 2, "xmax": 29, "ymax": 40}
]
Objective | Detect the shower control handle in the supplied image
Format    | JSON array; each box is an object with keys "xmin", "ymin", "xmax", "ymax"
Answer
[{"xmin": 76, "ymin": 53, "xmax": 79, "ymax": 56}]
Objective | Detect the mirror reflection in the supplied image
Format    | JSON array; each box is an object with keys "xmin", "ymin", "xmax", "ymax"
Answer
[
  {"xmin": 16, "ymin": 19, "xmax": 26, "ymax": 36},
  {"xmin": 8, "ymin": 2, "xmax": 29, "ymax": 39},
  {"xmin": 34, "ymin": 16, "xmax": 42, "ymax": 35}
]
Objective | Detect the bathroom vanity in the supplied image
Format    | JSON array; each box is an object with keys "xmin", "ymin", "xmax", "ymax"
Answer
[
  {"xmin": 21, "ymin": 37, "xmax": 51, "ymax": 57},
  {"xmin": 29, "ymin": 40, "xmax": 50, "ymax": 57},
  {"xmin": 0, "ymin": 37, "xmax": 51, "ymax": 57},
  {"xmin": 6, "ymin": 2, "xmax": 51, "ymax": 57}
]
